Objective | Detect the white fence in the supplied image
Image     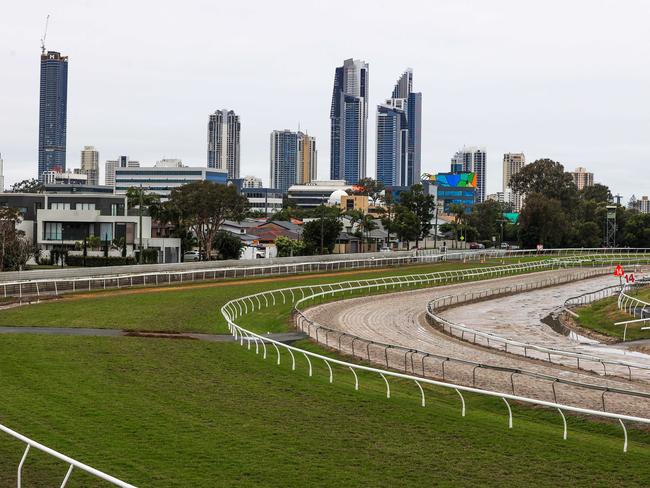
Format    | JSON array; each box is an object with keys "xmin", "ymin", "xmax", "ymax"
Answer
[
  {"xmin": 0, "ymin": 422, "xmax": 136, "ymax": 487},
  {"xmin": 4, "ymin": 248, "xmax": 650, "ymax": 301},
  {"xmin": 618, "ymin": 283, "xmax": 650, "ymax": 319},
  {"xmin": 221, "ymin": 257, "xmax": 650, "ymax": 452},
  {"xmin": 425, "ymin": 269, "xmax": 650, "ymax": 380},
  {"xmin": 292, "ymin": 271, "xmax": 650, "ymax": 413}
]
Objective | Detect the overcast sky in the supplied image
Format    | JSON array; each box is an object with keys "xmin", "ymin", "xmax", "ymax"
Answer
[{"xmin": 1, "ymin": 0, "xmax": 649, "ymax": 199}]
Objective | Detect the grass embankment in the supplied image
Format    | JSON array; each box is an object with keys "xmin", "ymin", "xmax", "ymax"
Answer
[
  {"xmin": 0, "ymin": 335, "xmax": 649, "ymax": 487},
  {"xmin": 0, "ymin": 258, "xmax": 553, "ymax": 334},
  {"xmin": 576, "ymin": 287, "xmax": 650, "ymax": 341}
]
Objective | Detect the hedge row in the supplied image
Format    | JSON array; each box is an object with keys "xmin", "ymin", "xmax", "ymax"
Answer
[{"xmin": 65, "ymin": 255, "xmax": 137, "ymax": 267}]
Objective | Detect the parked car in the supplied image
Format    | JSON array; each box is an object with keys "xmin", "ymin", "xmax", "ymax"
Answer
[
  {"xmin": 500, "ymin": 242, "xmax": 509, "ymax": 249},
  {"xmin": 183, "ymin": 250, "xmax": 200, "ymax": 262},
  {"xmin": 469, "ymin": 242, "xmax": 485, "ymax": 249}
]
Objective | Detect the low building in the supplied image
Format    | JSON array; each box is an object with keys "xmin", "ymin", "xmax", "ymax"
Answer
[
  {"xmin": 0, "ymin": 192, "xmax": 180, "ymax": 262},
  {"xmin": 287, "ymin": 180, "xmax": 352, "ymax": 209},
  {"xmin": 242, "ymin": 175, "xmax": 263, "ymax": 188},
  {"xmin": 42, "ymin": 170, "xmax": 88, "ymax": 185},
  {"xmin": 115, "ymin": 166, "xmax": 228, "ymax": 197},
  {"xmin": 241, "ymin": 187, "xmax": 283, "ymax": 216}
]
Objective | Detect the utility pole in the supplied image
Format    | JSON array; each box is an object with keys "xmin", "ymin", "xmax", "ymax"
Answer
[{"xmin": 138, "ymin": 184, "xmax": 143, "ymax": 264}]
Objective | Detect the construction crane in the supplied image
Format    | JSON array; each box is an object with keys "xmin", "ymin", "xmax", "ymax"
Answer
[{"xmin": 40, "ymin": 14, "xmax": 50, "ymax": 54}]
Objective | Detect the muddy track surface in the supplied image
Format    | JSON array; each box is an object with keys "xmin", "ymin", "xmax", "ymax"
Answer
[{"xmin": 302, "ymin": 269, "xmax": 650, "ymax": 418}]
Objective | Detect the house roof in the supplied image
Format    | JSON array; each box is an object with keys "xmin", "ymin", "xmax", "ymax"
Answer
[{"xmin": 258, "ymin": 220, "xmax": 303, "ymax": 233}]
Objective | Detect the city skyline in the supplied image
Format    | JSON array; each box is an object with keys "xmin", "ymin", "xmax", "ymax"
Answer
[{"xmin": 1, "ymin": 1, "xmax": 649, "ymax": 198}]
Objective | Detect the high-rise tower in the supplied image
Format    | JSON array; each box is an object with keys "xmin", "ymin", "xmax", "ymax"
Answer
[
  {"xmin": 451, "ymin": 147, "xmax": 487, "ymax": 203},
  {"xmin": 376, "ymin": 69, "xmax": 422, "ymax": 187},
  {"xmin": 208, "ymin": 109, "xmax": 241, "ymax": 179},
  {"xmin": 80, "ymin": 146, "xmax": 100, "ymax": 185},
  {"xmin": 330, "ymin": 59, "xmax": 369, "ymax": 184},
  {"xmin": 38, "ymin": 51, "xmax": 68, "ymax": 180},
  {"xmin": 502, "ymin": 153, "xmax": 526, "ymax": 211},
  {"xmin": 270, "ymin": 130, "xmax": 317, "ymax": 192}
]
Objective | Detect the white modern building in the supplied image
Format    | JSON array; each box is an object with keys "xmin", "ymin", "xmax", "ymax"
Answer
[
  {"xmin": 241, "ymin": 187, "xmax": 283, "ymax": 215},
  {"xmin": 42, "ymin": 170, "xmax": 88, "ymax": 185},
  {"xmin": 0, "ymin": 191, "xmax": 181, "ymax": 262},
  {"xmin": 155, "ymin": 158, "xmax": 183, "ymax": 168},
  {"xmin": 105, "ymin": 156, "xmax": 140, "ymax": 187},
  {"xmin": 115, "ymin": 166, "xmax": 229, "ymax": 197},
  {"xmin": 287, "ymin": 180, "xmax": 352, "ymax": 209},
  {"xmin": 242, "ymin": 175, "xmax": 263, "ymax": 188}
]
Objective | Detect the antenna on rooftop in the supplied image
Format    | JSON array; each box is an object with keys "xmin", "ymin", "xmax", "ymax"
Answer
[{"xmin": 40, "ymin": 14, "xmax": 50, "ymax": 54}]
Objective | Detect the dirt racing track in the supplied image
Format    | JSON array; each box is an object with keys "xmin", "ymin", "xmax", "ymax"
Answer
[{"xmin": 300, "ymin": 268, "xmax": 650, "ymax": 419}]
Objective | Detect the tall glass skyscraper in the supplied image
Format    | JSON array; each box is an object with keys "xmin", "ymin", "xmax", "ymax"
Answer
[
  {"xmin": 376, "ymin": 69, "xmax": 422, "ymax": 187},
  {"xmin": 330, "ymin": 59, "xmax": 368, "ymax": 184},
  {"xmin": 270, "ymin": 130, "xmax": 317, "ymax": 192},
  {"xmin": 207, "ymin": 109, "xmax": 240, "ymax": 179},
  {"xmin": 38, "ymin": 51, "xmax": 68, "ymax": 180}
]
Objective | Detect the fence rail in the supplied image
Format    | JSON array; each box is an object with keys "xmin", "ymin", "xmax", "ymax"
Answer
[
  {"xmin": 425, "ymin": 269, "xmax": 650, "ymax": 380},
  {"xmin": 292, "ymin": 271, "xmax": 650, "ymax": 413},
  {"xmin": 4, "ymin": 248, "xmax": 650, "ymax": 301},
  {"xmin": 0, "ymin": 422, "xmax": 135, "ymax": 487},
  {"xmin": 618, "ymin": 282, "xmax": 650, "ymax": 320},
  {"xmin": 220, "ymin": 256, "xmax": 650, "ymax": 452}
]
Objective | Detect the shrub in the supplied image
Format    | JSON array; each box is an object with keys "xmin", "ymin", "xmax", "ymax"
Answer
[{"xmin": 65, "ymin": 255, "xmax": 136, "ymax": 267}]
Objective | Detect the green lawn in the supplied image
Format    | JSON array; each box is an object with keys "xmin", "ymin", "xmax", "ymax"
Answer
[
  {"xmin": 0, "ymin": 335, "xmax": 648, "ymax": 487},
  {"xmin": 576, "ymin": 287, "xmax": 650, "ymax": 341},
  {"xmin": 0, "ymin": 259, "xmax": 550, "ymax": 334}
]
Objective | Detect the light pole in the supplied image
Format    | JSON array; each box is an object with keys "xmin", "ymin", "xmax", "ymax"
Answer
[
  {"xmin": 320, "ymin": 195, "xmax": 325, "ymax": 255},
  {"xmin": 138, "ymin": 184, "xmax": 143, "ymax": 264}
]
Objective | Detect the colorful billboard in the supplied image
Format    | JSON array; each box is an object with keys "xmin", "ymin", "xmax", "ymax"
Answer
[{"xmin": 434, "ymin": 172, "xmax": 477, "ymax": 188}]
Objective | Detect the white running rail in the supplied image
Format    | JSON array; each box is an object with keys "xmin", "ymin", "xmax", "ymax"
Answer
[
  {"xmin": 425, "ymin": 271, "xmax": 650, "ymax": 380},
  {"xmin": 221, "ymin": 257, "xmax": 650, "ymax": 452},
  {"xmin": 0, "ymin": 422, "xmax": 136, "ymax": 487},
  {"xmin": 4, "ymin": 248, "xmax": 650, "ymax": 300}
]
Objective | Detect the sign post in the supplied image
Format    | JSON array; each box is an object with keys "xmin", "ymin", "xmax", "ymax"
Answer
[{"xmin": 614, "ymin": 264, "xmax": 624, "ymax": 286}]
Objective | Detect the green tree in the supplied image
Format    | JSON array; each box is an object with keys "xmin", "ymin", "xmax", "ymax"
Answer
[
  {"xmin": 517, "ymin": 193, "xmax": 569, "ymax": 248},
  {"xmin": 10, "ymin": 179, "xmax": 43, "ymax": 193},
  {"xmin": 275, "ymin": 236, "xmax": 307, "ymax": 257},
  {"xmin": 358, "ymin": 214, "xmax": 378, "ymax": 252},
  {"xmin": 125, "ymin": 187, "xmax": 162, "ymax": 218},
  {"xmin": 398, "ymin": 184, "xmax": 436, "ymax": 247},
  {"xmin": 380, "ymin": 192, "xmax": 398, "ymax": 247},
  {"xmin": 213, "ymin": 231, "xmax": 243, "ymax": 260},
  {"xmin": 579, "ymin": 183, "xmax": 612, "ymax": 204},
  {"xmin": 165, "ymin": 182, "xmax": 248, "ymax": 260},
  {"xmin": 510, "ymin": 159, "xmax": 578, "ymax": 211},
  {"xmin": 0, "ymin": 207, "xmax": 33, "ymax": 271},
  {"xmin": 302, "ymin": 217, "xmax": 343, "ymax": 254},
  {"xmin": 622, "ymin": 213, "xmax": 650, "ymax": 247},
  {"xmin": 393, "ymin": 207, "xmax": 420, "ymax": 245},
  {"xmin": 469, "ymin": 200, "xmax": 505, "ymax": 242}
]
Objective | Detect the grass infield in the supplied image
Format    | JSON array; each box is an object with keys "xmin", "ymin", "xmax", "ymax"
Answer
[
  {"xmin": 0, "ymin": 335, "xmax": 648, "ymax": 487},
  {"xmin": 0, "ymin": 258, "xmax": 648, "ymax": 486}
]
